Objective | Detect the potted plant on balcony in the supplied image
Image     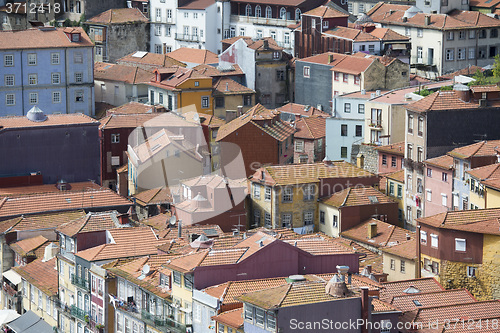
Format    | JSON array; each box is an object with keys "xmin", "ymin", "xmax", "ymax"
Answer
[
  {"xmin": 84, "ymin": 314, "xmax": 89, "ymax": 323},
  {"xmin": 96, "ymin": 324, "xmax": 105, "ymax": 333}
]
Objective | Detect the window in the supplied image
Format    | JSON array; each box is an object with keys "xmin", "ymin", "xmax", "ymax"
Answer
[
  {"xmin": 358, "ymin": 104, "xmax": 365, "ymax": 113},
  {"xmin": 371, "ymin": 108, "xmax": 382, "ymax": 126},
  {"xmin": 295, "ymin": 8, "xmax": 301, "ymax": 20},
  {"xmin": 243, "ymin": 95, "xmax": 252, "ymax": 106},
  {"xmin": 397, "ymin": 184, "xmax": 403, "ymax": 198},
  {"xmin": 382, "ymin": 154, "xmax": 387, "ymax": 166},
  {"xmin": 303, "ymin": 66, "xmax": 310, "ymax": 78},
  {"xmin": 344, "ymin": 103, "xmax": 351, "ymax": 113},
  {"xmin": 75, "ymin": 72, "xmax": 83, "ymax": 83},
  {"xmin": 391, "ymin": 156, "xmax": 397, "ymax": 168},
  {"xmin": 245, "ymin": 4, "xmax": 252, "ymax": 16},
  {"xmin": 459, "ymin": 31, "xmax": 466, "ymax": 39},
  {"xmin": 417, "ymin": 177, "xmax": 423, "ymax": 193},
  {"xmin": 74, "ymin": 52, "xmax": 83, "ymax": 63},
  {"xmin": 447, "ymin": 31, "xmax": 454, "ymax": 40},
  {"xmin": 279, "ymin": 7, "xmax": 286, "ymax": 19},
  {"xmin": 295, "ymin": 140, "xmax": 304, "ymax": 152},
  {"xmin": 184, "ymin": 12, "xmax": 188, "ymax": 18},
  {"xmin": 420, "ymin": 230, "xmax": 427, "ymax": 245},
  {"xmin": 354, "ymin": 75, "xmax": 360, "ymax": 85},
  {"xmin": 426, "ymin": 189, "xmax": 432, "ymax": 201},
  {"xmin": 417, "ymin": 117, "xmax": 424, "ymax": 136},
  {"xmin": 245, "ymin": 305, "xmax": 253, "ymax": 321},
  {"xmin": 441, "ymin": 194, "xmax": 447, "ymax": 206},
  {"xmin": 390, "ymin": 259, "xmax": 395, "ymax": 270},
  {"xmin": 254, "ymin": 209, "xmax": 261, "ymax": 226},
  {"xmin": 51, "ymin": 53, "xmax": 60, "ymax": 65},
  {"xmin": 359, "ymin": 3, "xmax": 365, "ymax": 12},
  {"xmin": 334, "ymin": 72, "xmax": 339, "ymax": 81},
  {"xmin": 218, "ymin": 324, "xmax": 225, "ymax": 333},
  {"xmin": 417, "ymin": 28, "xmax": 423, "ymax": 37},
  {"xmin": 266, "ymin": 311, "xmax": 276, "ymax": 330},
  {"xmin": 53, "ymin": 91, "xmax": 61, "ymax": 103},
  {"xmin": 320, "ymin": 211, "xmax": 325, "ymax": 224},
  {"xmin": 184, "ymin": 274, "xmax": 193, "ymax": 290},
  {"xmin": 265, "ymin": 6, "xmax": 272, "ymax": 18},
  {"xmin": 4, "ymin": 54, "xmax": 14, "ymax": 67},
  {"xmin": 4, "ymin": 74, "xmax": 14, "ymax": 86},
  {"xmin": 455, "ymin": 238, "xmax": 466, "ymax": 252},
  {"xmin": 341, "ymin": 147, "xmax": 348, "ymax": 158},
  {"xmin": 173, "ymin": 272, "xmax": 181, "ymax": 285},
  {"xmin": 303, "ymin": 184, "xmax": 314, "ymax": 201},
  {"xmin": 407, "ymin": 144, "xmax": 413, "ymax": 159},
  {"xmin": 405, "ymin": 27, "xmax": 411, "ymax": 36},
  {"xmin": 468, "ymin": 47, "xmax": 476, "ymax": 60},
  {"xmin": 430, "ymin": 234, "xmax": 438, "ymax": 248},
  {"xmin": 193, "ymin": 13, "xmax": 198, "ymax": 19},
  {"xmin": 254, "ymin": 5, "xmax": 261, "ymax": 17},
  {"xmin": 458, "ymin": 48, "xmax": 466, "ymax": 60},
  {"xmin": 446, "ymin": 49, "xmax": 454, "ymax": 61},
  {"xmin": 215, "ymin": 97, "xmax": 224, "ymax": 108},
  {"xmin": 284, "ymin": 32, "xmax": 290, "ymax": 45},
  {"xmin": 201, "ymin": 96, "xmax": 209, "ymax": 108},
  {"xmin": 389, "ymin": 182, "xmax": 394, "ymax": 195},
  {"xmin": 417, "ymin": 147, "xmax": 423, "ymax": 163},
  {"xmin": 283, "ymin": 187, "xmax": 293, "ymax": 202},
  {"xmin": 282, "ymin": 213, "xmax": 291, "ymax": 228},
  {"xmin": 28, "ymin": 53, "xmax": 37, "ymax": 65},
  {"xmin": 343, "ymin": 73, "xmax": 348, "ymax": 82},
  {"xmin": 491, "ymin": 29, "xmax": 498, "ymax": 38},
  {"xmin": 264, "ymin": 212, "xmax": 271, "ymax": 227},
  {"xmin": 427, "ymin": 168, "xmax": 432, "ymax": 177},
  {"xmin": 304, "ymin": 211, "xmax": 313, "ymax": 225},
  {"xmin": 442, "ymin": 172, "xmax": 448, "ymax": 182},
  {"xmin": 192, "ymin": 27, "xmax": 198, "ymax": 36},
  {"xmin": 255, "ymin": 308, "xmax": 265, "ymax": 327},
  {"xmin": 253, "ymin": 183, "xmax": 260, "ymax": 199},
  {"xmin": 75, "ymin": 91, "xmax": 84, "ymax": 102},
  {"xmin": 341, "ymin": 124, "xmax": 348, "ymax": 136},
  {"xmin": 276, "ymin": 70, "xmax": 285, "ymax": 81},
  {"xmin": 408, "ymin": 115, "xmax": 413, "ymax": 133},
  {"xmin": 111, "ymin": 134, "xmax": 120, "ymax": 143},
  {"xmin": 469, "ymin": 30, "xmax": 476, "ymax": 39},
  {"xmin": 355, "ymin": 125, "xmax": 362, "ymax": 137},
  {"xmin": 332, "ymin": 215, "xmax": 338, "ymax": 227},
  {"xmin": 467, "ymin": 266, "xmax": 477, "ymax": 278},
  {"xmin": 400, "ymin": 260, "xmax": 406, "ymax": 273},
  {"xmin": 28, "ymin": 74, "xmax": 37, "ymax": 85},
  {"xmin": 6, "ymin": 94, "xmax": 15, "ymax": 106},
  {"xmin": 51, "ymin": 73, "xmax": 61, "ymax": 84},
  {"xmin": 368, "ymin": 44, "xmax": 375, "ymax": 53},
  {"xmin": 265, "ymin": 186, "xmax": 271, "ymax": 201},
  {"xmin": 29, "ymin": 93, "xmax": 38, "ymax": 105},
  {"xmin": 155, "ymin": 24, "xmax": 161, "ymax": 36}
]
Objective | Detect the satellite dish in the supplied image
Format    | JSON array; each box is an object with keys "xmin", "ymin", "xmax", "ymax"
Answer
[
  {"xmin": 142, "ymin": 265, "xmax": 150, "ymax": 275},
  {"xmin": 169, "ymin": 216, "xmax": 177, "ymax": 225}
]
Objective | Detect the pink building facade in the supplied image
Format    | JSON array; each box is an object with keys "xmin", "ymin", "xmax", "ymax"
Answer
[{"xmin": 423, "ymin": 155, "xmax": 454, "ymax": 217}]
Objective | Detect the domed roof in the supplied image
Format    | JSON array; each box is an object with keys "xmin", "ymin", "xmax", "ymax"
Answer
[
  {"xmin": 26, "ymin": 106, "xmax": 47, "ymax": 122},
  {"xmin": 403, "ymin": 6, "xmax": 422, "ymax": 19}
]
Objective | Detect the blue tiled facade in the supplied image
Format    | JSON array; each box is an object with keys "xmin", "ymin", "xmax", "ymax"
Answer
[{"xmin": 1, "ymin": 35, "xmax": 94, "ymax": 116}]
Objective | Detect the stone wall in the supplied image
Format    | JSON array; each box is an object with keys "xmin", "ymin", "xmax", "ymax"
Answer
[
  {"xmin": 440, "ymin": 260, "xmax": 486, "ymax": 300},
  {"xmin": 355, "ymin": 144, "xmax": 379, "ymax": 175},
  {"xmin": 108, "ymin": 22, "xmax": 150, "ymax": 63}
]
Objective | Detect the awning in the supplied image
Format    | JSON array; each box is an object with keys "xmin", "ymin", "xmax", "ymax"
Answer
[
  {"xmin": 391, "ymin": 43, "xmax": 407, "ymax": 50},
  {"xmin": 3, "ymin": 269, "xmax": 22, "ymax": 285}
]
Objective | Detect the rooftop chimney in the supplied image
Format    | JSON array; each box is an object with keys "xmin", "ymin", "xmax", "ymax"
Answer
[
  {"xmin": 425, "ymin": 15, "xmax": 431, "ymax": 26},
  {"xmin": 360, "ymin": 287, "xmax": 369, "ymax": 333},
  {"xmin": 406, "ymin": 233, "xmax": 411, "ymax": 241},
  {"xmin": 453, "ymin": 83, "xmax": 470, "ymax": 102},
  {"xmin": 325, "ymin": 274, "xmax": 350, "ymax": 298},
  {"xmin": 178, "ymin": 220, "xmax": 182, "ymax": 239},
  {"xmin": 118, "ymin": 214, "xmax": 129, "ymax": 225},
  {"xmin": 263, "ymin": 39, "xmax": 269, "ymax": 49},
  {"xmin": 225, "ymin": 82, "xmax": 229, "ymax": 91},
  {"xmin": 328, "ymin": 54, "xmax": 334, "ymax": 64},
  {"xmin": 368, "ymin": 222, "xmax": 377, "ymax": 239}
]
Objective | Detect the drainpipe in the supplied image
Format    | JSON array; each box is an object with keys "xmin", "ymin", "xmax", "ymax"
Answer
[{"xmin": 416, "ymin": 224, "xmax": 421, "ymax": 278}]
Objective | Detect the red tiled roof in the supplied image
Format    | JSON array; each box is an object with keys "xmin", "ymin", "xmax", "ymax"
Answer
[
  {"xmin": 321, "ymin": 187, "xmax": 394, "ymax": 208},
  {"xmin": 246, "ymin": 37, "xmax": 283, "ymax": 51},
  {"xmin": 94, "ymin": 62, "xmax": 154, "ymax": 84},
  {"xmin": 425, "ymin": 155, "xmax": 454, "ymax": 170},
  {"xmin": 470, "ymin": 0, "xmax": 500, "ymax": 8},
  {"xmin": 87, "ymin": 8, "xmax": 148, "ymax": 24},
  {"xmin": 178, "ymin": 0, "xmax": 215, "ymax": 9},
  {"xmin": 298, "ymin": 52, "xmax": 346, "ymax": 66},
  {"xmin": 105, "ymin": 102, "xmax": 161, "ymax": 116},
  {"xmin": 213, "ymin": 77, "xmax": 255, "ymax": 95},
  {"xmin": 375, "ymin": 141, "xmax": 405, "ymax": 155},
  {"xmin": 406, "ymin": 91, "xmax": 479, "ymax": 113},
  {"xmin": 324, "ymin": 26, "xmax": 379, "ymax": 42},
  {"xmin": 369, "ymin": 27, "xmax": 409, "ymax": 41},
  {"xmin": 99, "ymin": 113, "xmax": 158, "ymax": 130},
  {"xmin": 216, "ymin": 104, "xmax": 295, "ymax": 142},
  {"xmin": 0, "ymin": 190, "xmax": 131, "ymax": 219},
  {"xmin": 212, "ymin": 308, "xmax": 243, "ymax": 329},
  {"xmin": 293, "ymin": 117, "xmax": 326, "ymax": 140},
  {"xmin": 193, "ymin": 63, "xmax": 244, "ymax": 77},
  {"xmin": 467, "ymin": 163, "xmax": 500, "ymax": 180},
  {"xmin": 133, "ymin": 187, "xmax": 173, "ymax": 206},
  {"xmin": 341, "ymin": 218, "xmax": 414, "ymax": 248},
  {"xmin": 117, "ymin": 52, "xmax": 186, "ymax": 68},
  {"xmin": 56, "ymin": 211, "xmax": 125, "ymax": 237},
  {"xmin": 13, "ymin": 257, "xmax": 58, "ymax": 296},
  {"xmin": 167, "ymin": 48, "xmax": 218, "ymax": 65},
  {"xmin": 0, "ymin": 113, "xmax": 97, "ymax": 129},
  {"xmin": 417, "ymin": 208, "xmax": 500, "ymax": 235},
  {"xmin": 447, "ymin": 140, "xmax": 500, "ymax": 159},
  {"xmin": 381, "ymin": 239, "xmax": 417, "ymax": 260},
  {"xmin": 0, "ymin": 182, "xmax": 102, "ymax": 197},
  {"xmin": 0, "ymin": 210, "xmax": 86, "ymax": 234},
  {"xmin": 379, "ymin": 277, "xmax": 444, "ymax": 302},
  {"xmin": 276, "ymin": 103, "xmax": 329, "ymax": 118},
  {"xmin": 9, "ymin": 235, "xmax": 48, "ymax": 257},
  {"xmin": 372, "ymin": 298, "xmax": 400, "ymax": 313},
  {"xmin": 282, "ymin": 237, "xmax": 355, "ymax": 255},
  {"xmin": 0, "ymin": 27, "xmax": 93, "ymax": 50},
  {"xmin": 390, "ymin": 289, "xmax": 476, "ymax": 312},
  {"xmin": 330, "ymin": 54, "xmax": 375, "ymax": 75},
  {"xmin": 304, "ymin": 5, "xmax": 349, "ymax": 18}
]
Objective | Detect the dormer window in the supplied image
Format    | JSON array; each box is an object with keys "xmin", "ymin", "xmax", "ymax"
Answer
[{"xmin": 71, "ymin": 33, "xmax": 81, "ymax": 42}]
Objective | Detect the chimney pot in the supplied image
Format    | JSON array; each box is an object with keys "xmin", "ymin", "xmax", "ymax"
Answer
[
  {"xmin": 425, "ymin": 15, "xmax": 431, "ymax": 25},
  {"xmin": 368, "ymin": 222, "xmax": 377, "ymax": 239}
]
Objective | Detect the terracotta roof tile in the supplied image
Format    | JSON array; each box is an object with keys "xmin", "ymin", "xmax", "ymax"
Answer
[
  {"xmin": 481, "ymin": 177, "xmax": 500, "ymax": 190},
  {"xmin": 0, "ymin": 182, "xmax": 102, "ymax": 197},
  {"xmin": 178, "ymin": 0, "xmax": 215, "ymax": 9},
  {"xmin": 379, "ymin": 277, "xmax": 444, "ymax": 302},
  {"xmin": 299, "ymin": 52, "xmax": 347, "ymax": 66},
  {"xmin": 246, "ymin": 37, "xmax": 283, "ymax": 51},
  {"xmin": 282, "ymin": 237, "xmax": 355, "ymax": 255},
  {"xmin": 13, "ymin": 257, "xmax": 58, "ymax": 296},
  {"xmin": 199, "ymin": 114, "xmax": 226, "ymax": 129},
  {"xmin": 0, "ymin": 210, "xmax": 86, "ymax": 233},
  {"xmin": 9, "ymin": 235, "xmax": 48, "ymax": 257},
  {"xmin": 94, "ymin": 62, "xmax": 154, "ymax": 84},
  {"xmin": 425, "ymin": 155, "xmax": 454, "ymax": 170},
  {"xmin": 256, "ymin": 161, "xmax": 375, "ymax": 186},
  {"xmin": 212, "ymin": 308, "xmax": 243, "ymax": 329},
  {"xmin": 417, "ymin": 207, "xmax": 500, "ymax": 235},
  {"xmin": 304, "ymin": 5, "xmax": 349, "ymax": 18},
  {"xmin": 276, "ymin": 103, "xmax": 329, "ymax": 118},
  {"xmin": 369, "ymin": 27, "xmax": 409, "ymax": 41},
  {"xmin": 0, "ymin": 27, "xmax": 93, "ymax": 50},
  {"xmin": 321, "ymin": 186, "xmax": 394, "ymax": 208},
  {"xmin": 467, "ymin": 163, "xmax": 500, "ymax": 180},
  {"xmin": 221, "ymin": 35, "xmax": 253, "ymax": 46},
  {"xmin": 167, "ymin": 48, "xmax": 218, "ymax": 65},
  {"xmin": 334, "ymin": 237, "xmax": 384, "ymax": 274},
  {"xmin": 87, "ymin": 8, "xmax": 148, "ymax": 24},
  {"xmin": 439, "ymin": 65, "xmax": 485, "ymax": 79},
  {"xmin": 386, "ymin": 170, "xmax": 405, "ymax": 183},
  {"xmin": 213, "ymin": 77, "xmax": 255, "ymax": 95},
  {"xmin": 406, "ymin": 91, "xmax": 479, "ymax": 113},
  {"xmin": 390, "ymin": 289, "xmax": 476, "ymax": 313},
  {"xmin": 330, "ymin": 54, "xmax": 375, "ymax": 75},
  {"xmin": 117, "ymin": 52, "xmax": 186, "ymax": 69},
  {"xmin": 99, "ymin": 113, "xmax": 158, "ymax": 130},
  {"xmin": 216, "ymin": 104, "xmax": 295, "ymax": 142},
  {"xmin": 470, "ymin": 0, "xmax": 500, "ymax": 8},
  {"xmin": 381, "ymin": 239, "xmax": 417, "ymax": 260},
  {"xmin": 133, "ymin": 187, "xmax": 173, "ymax": 206},
  {"xmin": 0, "ymin": 113, "xmax": 97, "ymax": 129},
  {"xmin": 324, "ymin": 26, "xmax": 379, "ymax": 42},
  {"xmin": 193, "ymin": 63, "xmax": 244, "ymax": 77},
  {"xmin": 164, "ymin": 250, "xmax": 208, "ymax": 273},
  {"xmin": 293, "ymin": 117, "xmax": 326, "ymax": 140},
  {"xmin": 56, "ymin": 211, "xmax": 128, "ymax": 237},
  {"xmin": 372, "ymin": 298, "xmax": 400, "ymax": 313},
  {"xmin": 447, "ymin": 140, "xmax": 500, "ymax": 159},
  {"xmin": 342, "ymin": 218, "xmax": 414, "ymax": 248},
  {"xmin": 0, "ymin": 190, "xmax": 131, "ymax": 219},
  {"xmin": 375, "ymin": 141, "xmax": 405, "ymax": 156}
]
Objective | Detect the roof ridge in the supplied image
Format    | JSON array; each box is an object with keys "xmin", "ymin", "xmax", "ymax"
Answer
[
  {"xmin": 383, "ymin": 224, "xmax": 397, "ymax": 247},
  {"xmin": 277, "ymin": 283, "xmax": 294, "ymax": 308},
  {"xmin": 341, "ymin": 187, "xmax": 352, "ymax": 207}
]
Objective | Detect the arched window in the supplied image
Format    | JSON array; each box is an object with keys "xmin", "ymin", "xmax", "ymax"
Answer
[
  {"xmin": 245, "ymin": 4, "xmax": 252, "ymax": 16},
  {"xmin": 295, "ymin": 8, "xmax": 301, "ymax": 21},
  {"xmin": 280, "ymin": 7, "xmax": 287, "ymax": 19},
  {"xmin": 265, "ymin": 6, "xmax": 272, "ymax": 18},
  {"xmin": 255, "ymin": 5, "xmax": 261, "ymax": 17}
]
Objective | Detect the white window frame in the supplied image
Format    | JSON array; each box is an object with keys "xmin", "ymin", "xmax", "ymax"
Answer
[
  {"xmin": 264, "ymin": 186, "xmax": 271, "ymax": 201},
  {"xmin": 52, "ymin": 72, "xmax": 61, "ymax": 84},
  {"xmin": 455, "ymin": 238, "xmax": 466, "ymax": 252},
  {"xmin": 253, "ymin": 183, "xmax": 261, "ymax": 199},
  {"xmin": 52, "ymin": 91, "xmax": 61, "ymax": 103},
  {"xmin": 29, "ymin": 92, "xmax": 38, "ymax": 105},
  {"xmin": 28, "ymin": 53, "xmax": 37, "ymax": 65},
  {"xmin": 6, "ymin": 93, "xmax": 15, "ymax": 106},
  {"xmin": 430, "ymin": 234, "xmax": 438, "ymax": 248},
  {"xmin": 4, "ymin": 74, "xmax": 14, "ymax": 86},
  {"xmin": 420, "ymin": 230, "xmax": 427, "ymax": 245},
  {"xmin": 4, "ymin": 54, "xmax": 14, "ymax": 67},
  {"xmin": 51, "ymin": 52, "xmax": 60, "ymax": 65}
]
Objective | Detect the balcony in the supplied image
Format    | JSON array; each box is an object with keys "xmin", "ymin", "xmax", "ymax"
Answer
[
  {"xmin": 71, "ymin": 274, "xmax": 89, "ymax": 291},
  {"xmin": 230, "ymin": 14, "xmax": 298, "ymax": 27},
  {"xmin": 368, "ymin": 119, "xmax": 382, "ymax": 130},
  {"xmin": 153, "ymin": 17, "xmax": 174, "ymax": 24},
  {"xmin": 89, "ymin": 319, "xmax": 105, "ymax": 333},
  {"xmin": 175, "ymin": 33, "xmax": 199, "ymax": 42},
  {"xmin": 141, "ymin": 310, "xmax": 186, "ymax": 332},
  {"xmin": 3, "ymin": 283, "xmax": 19, "ymax": 297},
  {"xmin": 54, "ymin": 299, "xmax": 71, "ymax": 314},
  {"xmin": 411, "ymin": 56, "xmax": 435, "ymax": 66},
  {"xmin": 70, "ymin": 305, "xmax": 88, "ymax": 322},
  {"xmin": 403, "ymin": 158, "xmax": 414, "ymax": 171}
]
